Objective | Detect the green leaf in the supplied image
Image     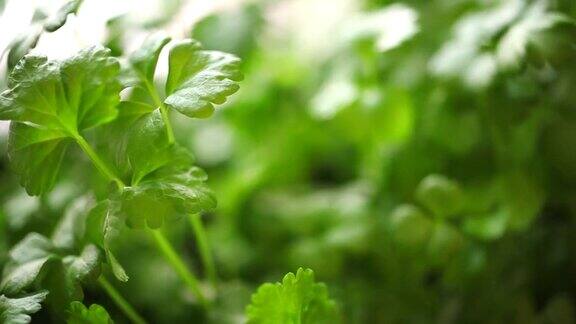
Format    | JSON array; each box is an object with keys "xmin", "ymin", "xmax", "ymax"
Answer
[
  {"xmin": 125, "ymin": 110, "xmax": 174, "ymax": 184},
  {"xmin": 427, "ymin": 221, "xmax": 465, "ymax": 267},
  {"xmin": 415, "ymin": 174, "xmax": 463, "ymax": 218},
  {"xmin": 3, "ymin": 0, "xmax": 83, "ymax": 71},
  {"xmin": 87, "ymin": 161, "xmax": 214, "ymax": 278},
  {"xmin": 43, "ymin": 0, "xmax": 83, "ymax": 32},
  {"xmin": 98, "ymin": 100, "xmax": 203, "ymax": 187},
  {"xmin": 496, "ymin": 2, "xmax": 573, "ymax": 68},
  {"xmin": 463, "ymin": 210, "xmax": 508, "ymax": 241},
  {"xmin": 63, "ymin": 245, "xmax": 101, "ymax": 297},
  {"xmin": 7, "ymin": 123, "xmax": 70, "ymax": 196},
  {"xmin": 1, "ymin": 46, "xmax": 120, "ymax": 127},
  {"xmin": 103, "ymin": 34, "xmax": 186, "ymax": 186},
  {"xmin": 389, "ymin": 204, "xmax": 433, "ymax": 251},
  {"xmin": 0, "ymin": 233, "xmax": 101, "ymax": 304},
  {"xmin": 124, "ymin": 36, "xmax": 243, "ymax": 119},
  {"xmin": 0, "ymin": 291, "xmax": 48, "ymax": 324},
  {"xmin": 102, "ymin": 107, "xmax": 173, "ymax": 185},
  {"xmin": 0, "ymin": 47, "xmax": 121, "ymax": 195},
  {"xmin": 164, "ymin": 39, "xmax": 243, "ymax": 118},
  {"xmin": 121, "ymin": 34, "xmax": 171, "ymax": 110},
  {"xmin": 67, "ymin": 301, "xmax": 113, "ymax": 324},
  {"xmin": 52, "ymin": 196, "xmax": 93, "ymax": 250},
  {"xmin": 5, "ymin": 27, "xmax": 42, "ymax": 71},
  {"xmin": 85, "ymin": 200, "xmax": 128, "ymax": 282},
  {"xmin": 0, "ymin": 234, "xmax": 57, "ymax": 295},
  {"xmin": 246, "ymin": 268, "xmax": 339, "ymax": 324},
  {"xmin": 129, "ymin": 34, "xmax": 171, "ymax": 85},
  {"xmin": 500, "ymin": 171, "xmax": 544, "ymax": 231},
  {"xmin": 118, "ymin": 163, "xmax": 216, "ymax": 229}
]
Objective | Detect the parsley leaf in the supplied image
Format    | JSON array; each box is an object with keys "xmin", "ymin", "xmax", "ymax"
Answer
[
  {"xmin": 43, "ymin": 0, "xmax": 83, "ymax": 32},
  {"xmin": 0, "ymin": 47, "xmax": 121, "ymax": 195},
  {"xmin": 7, "ymin": 123, "xmax": 70, "ymax": 196},
  {"xmin": 246, "ymin": 268, "xmax": 339, "ymax": 324},
  {"xmin": 0, "ymin": 234, "xmax": 58, "ymax": 295},
  {"xmin": 0, "ymin": 233, "xmax": 101, "ymax": 303},
  {"xmin": 86, "ymin": 161, "xmax": 216, "ymax": 282},
  {"xmin": 415, "ymin": 174, "xmax": 463, "ymax": 218},
  {"xmin": 86, "ymin": 200, "xmax": 127, "ymax": 282},
  {"xmin": 165, "ymin": 39, "xmax": 242, "ymax": 118},
  {"xmin": 100, "ymin": 107, "xmax": 172, "ymax": 185},
  {"xmin": 497, "ymin": 2, "xmax": 573, "ymax": 68},
  {"xmin": 118, "ymin": 162, "xmax": 216, "ymax": 228},
  {"xmin": 0, "ymin": 291, "xmax": 48, "ymax": 324},
  {"xmin": 67, "ymin": 301, "xmax": 112, "ymax": 324},
  {"xmin": 129, "ymin": 34, "xmax": 171, "ymax": 87},
  {"xmin": 122, "ymin": 33, "xmax": 170, "ymax": 112},
  {"xmin": 124, "ymin": 35, "xmax": 243, "ymax": 120},
  {"xmin": 5, "ymin": 27, "xmax": 42, "ymax": 72},
  {"xmin": 4, "ymin": 0, "xmax": 83, "ymax": 70}
]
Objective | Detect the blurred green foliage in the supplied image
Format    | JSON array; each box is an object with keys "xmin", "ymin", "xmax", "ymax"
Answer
[{"xmin": 2, "ymin": 0, "xmax": 576, "ymax": 323}]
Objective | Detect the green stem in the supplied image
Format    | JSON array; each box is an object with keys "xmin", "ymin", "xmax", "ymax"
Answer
[
  {"xmin": 150, "ymin": 230, "xmax": 208, "ymax": 307},
  {"xmin": 144, "ymin": 79, "xmax": 175, "ymax": 144},
  {"xmin": 98, "ymin": 277, "xmax": 147, "ymax": 324},
  {"xmin": 74, "ymin": 135, "xmax": 125, "ymax": 189},
  {"xmin": 159, "ymin": 105, "xmax": 175, "ymax": 144},
  {"xmin": 188, "ymin": 214, "xmax": 218, "ymax": 288}
]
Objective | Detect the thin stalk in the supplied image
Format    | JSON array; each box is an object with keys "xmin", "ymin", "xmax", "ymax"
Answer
[
  {"xmin": 74, "ymin": 134, "xmax": 125, "ymax": 189},
  {"xmin": 159, "ymin": 105, "xmax": 175, "ymax": 144},
  {"xmin": 150, "ymin": 230, "xmax": 208, "ymax": 307},
  {"xmin": 188, "ymin": 214, "xmax": 218, "ymax": 288},
  {"xmin": 144, "ymin": 79, "xmax": 175, "ymax": 144},
  {"xmin": 98, "ymin": 276, "xmax": 147, "ymax": 324}
]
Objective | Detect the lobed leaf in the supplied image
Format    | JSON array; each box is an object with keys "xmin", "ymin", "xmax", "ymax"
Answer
[
  {"xmin": 67, "ymin": 301, "xmax": 113, "ymax": 324},
  {"xmin": 165, "ymin": 39, "xmax": 243, "ymax": 118},
  {"xmin": 124, "ymin": 35, "xmax": 243, "ymax": 119},
  {"xmin": 0, "ymin": 291, "xmax": 48, "ymax": 324},
  {"xmin": 0, "ymin": 233, "xmax": 101, "ymax": 305},
  {"xmin": 119, "ymin": 163, "xmax": 216, "ymax": 229},
  {"xmin": 0, "ymin": 47, "xmax": 121, "ymax": 195},
  {"xmin": 246, "ymin": 268, "xmax": 339, "ymax": 324}
]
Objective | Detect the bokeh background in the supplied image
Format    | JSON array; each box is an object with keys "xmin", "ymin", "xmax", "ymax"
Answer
[{"xmin": 2, "ymin": 0, "xmax": 576, "ymax": 323}]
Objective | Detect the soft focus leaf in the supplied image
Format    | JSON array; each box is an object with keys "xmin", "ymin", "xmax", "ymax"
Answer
[
  {"xmin": 0, "ymin": 233, "xmax": 101, "ymax": 304},
  {"xmin": 86, "ymin": 201, "xmax": 127, "ymax": 282},
  {"xmin": 43, "ymin": 0, "xmax": 83, "ymax": 32},
  {"xmin": 0, "ymin": 234, "xmax": 56, "ymax": 295},
  {"xmin": 5, "ymin": 28, "xmax": 42, "ymax": 71},
  {"xmin": 415, "ymin": 174, "xmax": 463, "ymax": 218},
  {"xmin": 497, "ymin": 2, "xmax": 572, "ymax": 68},
  {"xmin": 0, "ymin": 291, "xmax": 48, "ymax": 324},
  {"xmin": 389, "ymin": 204, "xmax": 433, "ymax": 251},
  {"xmin": 67, "ymin": 301, "xmax": 113, "ymax": 324}
]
